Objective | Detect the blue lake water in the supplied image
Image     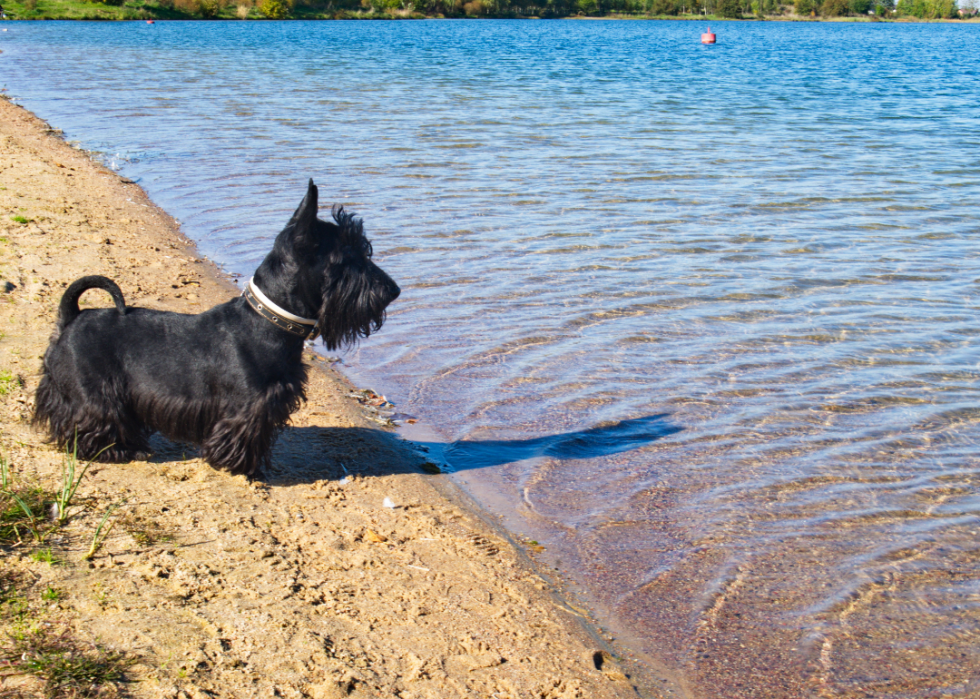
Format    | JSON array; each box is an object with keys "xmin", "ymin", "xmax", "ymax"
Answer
[{"xmin": 3, "ymin": 19, "xmax": 980, "ymax": 697}]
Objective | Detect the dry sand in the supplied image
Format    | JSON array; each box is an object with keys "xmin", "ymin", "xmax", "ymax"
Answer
[{"xmin": 0, "ymin": 96, "xmax": 649, "ymax": 699}]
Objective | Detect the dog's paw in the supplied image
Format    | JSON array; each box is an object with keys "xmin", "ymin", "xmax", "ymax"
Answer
[
  {"xmin": 98, "ymin": 447, "xmax": 153, "ymax": 464},
  {"xmin": 245, "ymin": 467, "xmax": 266, "ymax": 482}
]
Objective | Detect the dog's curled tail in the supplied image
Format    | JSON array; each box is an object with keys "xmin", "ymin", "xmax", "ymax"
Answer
[{"xmin": 58, "ymin": 275, "xmax": 127, "ymax": 330}]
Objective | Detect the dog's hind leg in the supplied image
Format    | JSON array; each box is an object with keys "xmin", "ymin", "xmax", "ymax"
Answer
[
  {"xmin": 34, "ymin": 374, "xmax": 150, "ymax": 463},
  {"xmin": 74, "ymin": 409, "xmax": 151, "ymax": 463}
]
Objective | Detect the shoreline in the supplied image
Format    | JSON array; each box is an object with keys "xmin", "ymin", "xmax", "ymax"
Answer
[{"xmin": 0, "ymin": 96, "xmax": 654, "ymax": 699}]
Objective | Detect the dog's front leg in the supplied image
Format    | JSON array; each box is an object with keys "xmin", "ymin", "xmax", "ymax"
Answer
[{"xmin": 200, "ymin": 404, "xmax": 286, "ymax": 476}]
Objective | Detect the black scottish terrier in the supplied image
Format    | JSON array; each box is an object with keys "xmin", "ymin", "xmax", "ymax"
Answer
[{"xmin": 33, "ymin": 180, "xmax": 400, "ymax": 476}]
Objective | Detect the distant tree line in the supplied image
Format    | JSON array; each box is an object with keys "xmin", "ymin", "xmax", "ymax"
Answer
[
  {"xmin": 794, "ymin": 0, "xmax": 889, "ymax": 16},
  {"xmin": 298, "ymin": 0, "xmax": 708, "ymax": 16},
  {"xmin": 288, "ymin": 0, "xmax": 839, "ymax": 15},
  {"xmin": 893, "ymin": 0, "xmax": 958, "ymax": 16},
  {"xmin": 2, "ymin": 0, "xmax": 972, "ymax": 22},
  {"xmin": 794, "ymin": 0, "xmax": 957, "ymax": 16},
  {"xmin": 295, "ymin": 0, "xmax": 966, "ymax": 17}
]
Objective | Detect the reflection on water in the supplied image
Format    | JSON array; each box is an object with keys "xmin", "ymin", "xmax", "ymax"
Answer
[{"xmin": 3, "ymin": 19, "xmax": 979, "ymax": 698}]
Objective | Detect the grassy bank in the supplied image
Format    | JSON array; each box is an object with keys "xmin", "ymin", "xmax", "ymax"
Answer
[
  {"xmin": 0, "ymin": 0, "xmax": 432, "ymax": 19},
  {"xmin": 1, "ymin": 0, "xmax": 975, "ymax": 21}
]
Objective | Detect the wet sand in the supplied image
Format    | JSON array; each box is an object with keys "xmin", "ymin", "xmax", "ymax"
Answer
[{"xmin": 0, "ymin": 96, "xmax": 650, "ymax": 699}]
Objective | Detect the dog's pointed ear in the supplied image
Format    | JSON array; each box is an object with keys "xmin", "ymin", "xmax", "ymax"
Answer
[
  {"xmin": 283, "ymin": 180, "xmax": 319, "ymax": 250},
  {"xmin": 289, "ymin": 179, "xmax": 318, "ymax": 230}
]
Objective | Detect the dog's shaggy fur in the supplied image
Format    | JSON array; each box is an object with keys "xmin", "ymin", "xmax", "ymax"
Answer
[{"xmin": 33, "ymin": 180, "xmax": 400, "ymax": 476}]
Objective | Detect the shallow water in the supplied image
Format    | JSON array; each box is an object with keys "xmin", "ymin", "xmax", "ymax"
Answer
[{"xmin": 3, "ymin": 19, "xmax": 980, "ymax": 697}]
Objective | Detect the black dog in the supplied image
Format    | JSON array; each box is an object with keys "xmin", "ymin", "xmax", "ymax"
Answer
[{"xmin": 33, "ymin": 180, "xmax": 400, "ymax": 476}]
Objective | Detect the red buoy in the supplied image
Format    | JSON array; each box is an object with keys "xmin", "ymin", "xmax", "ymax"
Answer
[
  {"xmin": 701, "ymin": 27, "xmax": 716, "ymax": 44},
  {"xmin": 147, "ymin": 19, "xmax": 155, "ymax": 23}
]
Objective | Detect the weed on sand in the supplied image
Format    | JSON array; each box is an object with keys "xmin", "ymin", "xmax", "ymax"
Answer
[
  {"xmin": 0, "ymin": 443, "xmax": 110, "ymax": 546},
  {"xmin": 0, "ymin": 371, "xmax": 20, "ymax": 397},
  {"xmin": 118, "ymin": 510, "xmax": 174, "ymax": 548},
  {"xmin": 0, "ymin": 449, "xmax": 135, "ymax": 698},
  {"xmin": 0, "ymin": 620, "xmax": 133, "ymax": 698},
  {"xmin": 0, "ymin": 462, "xmax": 50, "ymax": 546}
]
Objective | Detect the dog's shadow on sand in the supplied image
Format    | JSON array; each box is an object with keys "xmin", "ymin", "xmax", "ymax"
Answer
[
  {"xmin": 271, "ymin": 413, "xmax": 681, "ymax": 486},
  {"xmin": 149, "ymin": 414, "xmax": 681, "ymax": 486}
]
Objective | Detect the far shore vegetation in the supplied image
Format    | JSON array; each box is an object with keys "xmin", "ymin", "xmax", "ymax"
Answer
[{"xmin": 0, "ymin": 0, "xmax": 976, "ymax": 27}]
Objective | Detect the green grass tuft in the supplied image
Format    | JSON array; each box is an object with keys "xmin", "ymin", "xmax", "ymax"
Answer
[
  {"xmin": 0, "ymin": 569, "xmax": 25, "ymax": 608},
  {"xmin": 0, "ymin": 371, "xmax": 21, "ymax": 397},
  {"xmin": 0, "ymin": 480, "xmax": 49, "ymax": 546},
  {"xmin": 0, "ymin": 443, "xmax": 108, "ymax": 546},
  {"xmin": 1, "ymin": 621, "xmax": 134, "ymax": 698},
  {"xmin": 30, "ymin": 549, "xmax": 62, "ymax": 566},
  {"xmin": 119, "ymin": 511, "xmax": 174, "ymax": 548}
]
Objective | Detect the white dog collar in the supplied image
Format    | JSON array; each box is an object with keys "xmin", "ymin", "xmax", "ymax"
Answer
[{"xmin": 243, "ymin": 277, "xmax": 319, "ymax": 339}]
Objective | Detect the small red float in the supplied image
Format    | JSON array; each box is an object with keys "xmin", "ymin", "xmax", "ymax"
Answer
[
  {"xmin": 701, "ymin": 27, "xmax": 716, "ymax": 44},
  {"xmin": 147, "ymin": 19, "xmax": 155, "ymax": 23}
]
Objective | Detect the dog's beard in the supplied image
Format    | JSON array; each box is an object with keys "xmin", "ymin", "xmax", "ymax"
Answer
[{"xmin": 317, "ymin": 266, "xmax": 398, "ymax": 351}]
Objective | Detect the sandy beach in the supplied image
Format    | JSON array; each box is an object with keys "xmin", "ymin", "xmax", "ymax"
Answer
[{"xmin": 0, "ymin": 96, "xmax": 648, "ymax": 699}]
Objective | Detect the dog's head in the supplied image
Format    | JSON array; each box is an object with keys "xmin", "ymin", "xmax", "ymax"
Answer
[{"xmin": 253, "ymin": 180, "xmax": 401, "ymax": 350}]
